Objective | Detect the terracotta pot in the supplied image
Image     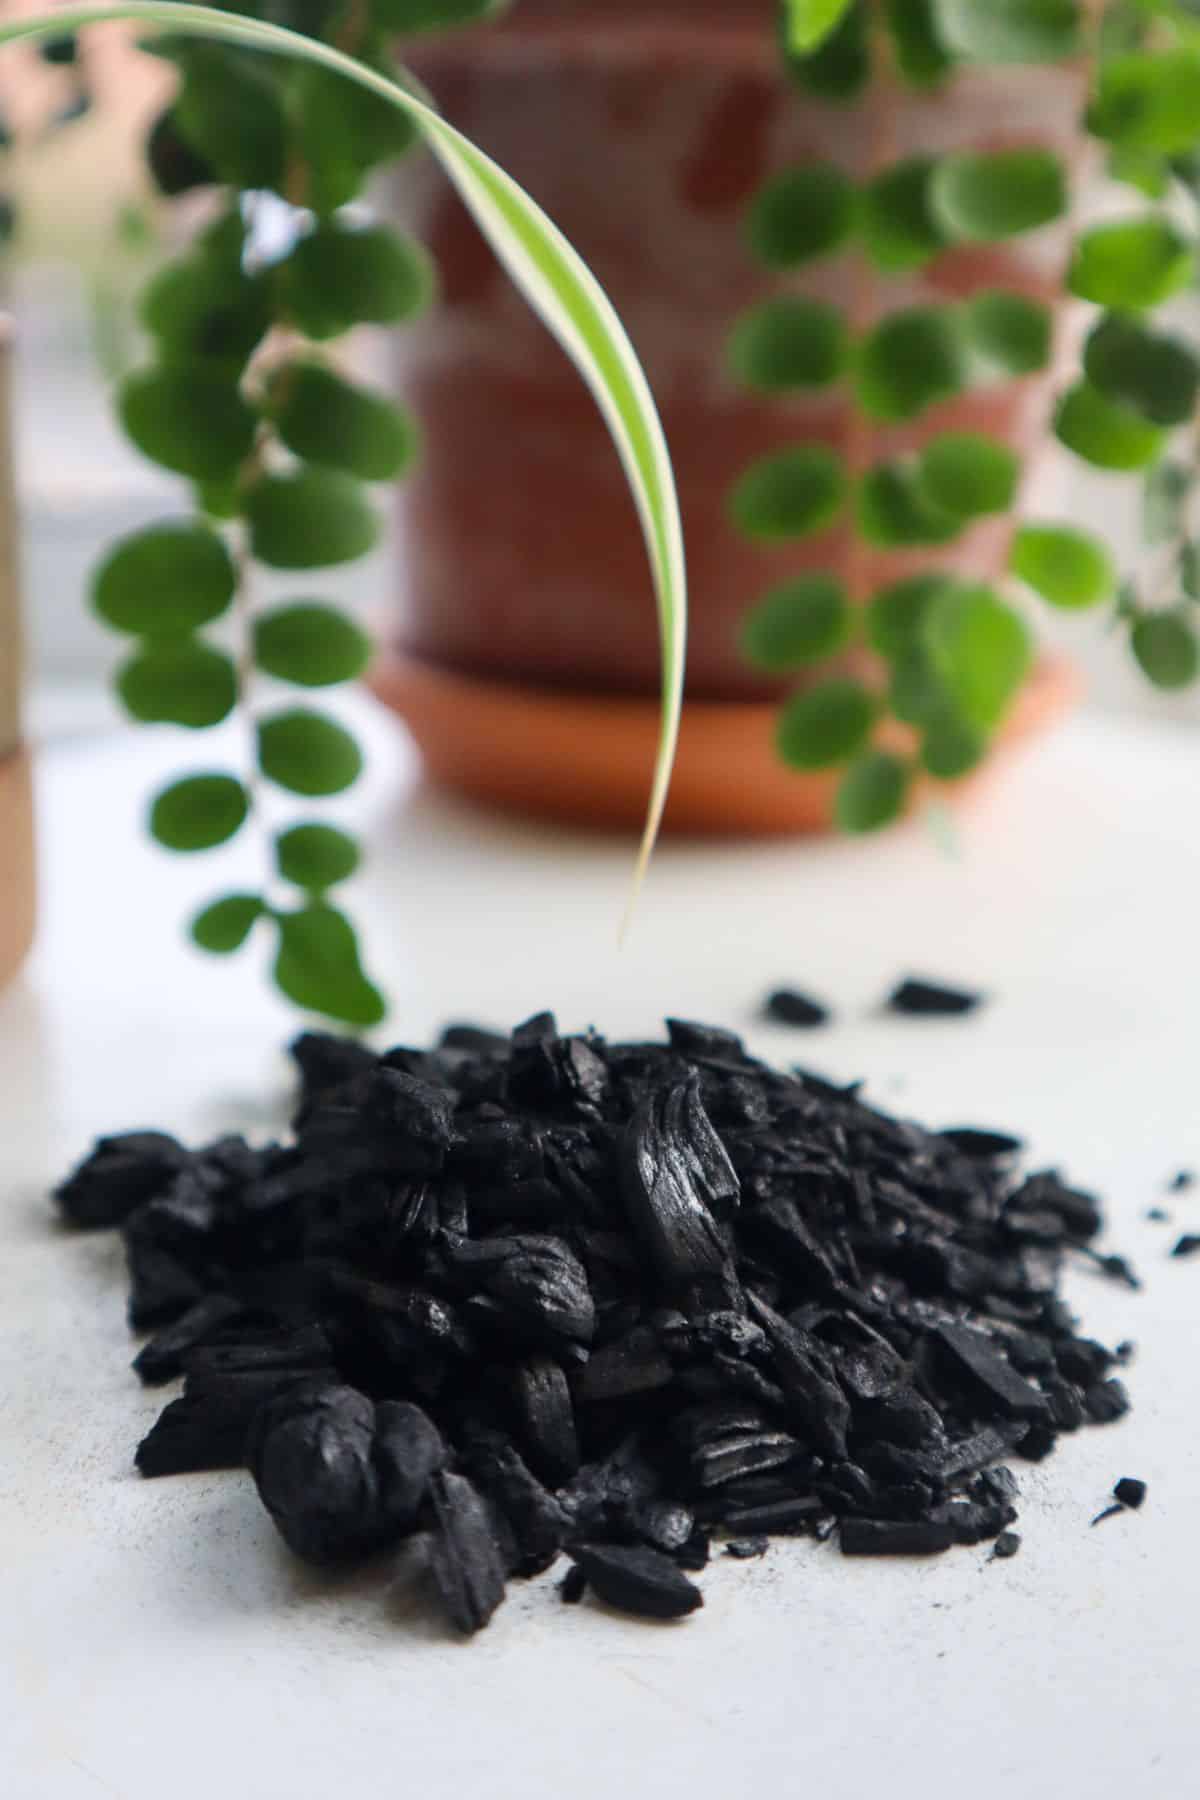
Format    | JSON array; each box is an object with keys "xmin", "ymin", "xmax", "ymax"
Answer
[
  {"xmin": 378, "ymin": 0, "xmax": 1087, "ymax": 831},
  {"xmin": 0, "ymin": 316, "xmax": 33, "ymax": 991}
]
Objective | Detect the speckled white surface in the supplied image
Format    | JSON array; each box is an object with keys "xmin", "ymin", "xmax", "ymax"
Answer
[{"xmin": 3, "ymin": 698, "xmax": 1199, "ymax": 1800}]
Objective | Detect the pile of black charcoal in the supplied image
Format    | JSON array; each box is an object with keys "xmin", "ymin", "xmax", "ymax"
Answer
[{"xmin": 55, "ymin": 1015, "xmax": 1134, "ymax": 1632}]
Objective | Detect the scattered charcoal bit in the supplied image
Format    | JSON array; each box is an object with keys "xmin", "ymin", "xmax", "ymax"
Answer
[
  {"xmin": 990, "ymin": 1530, "xmax": 1021, "ymax": 1560},
  {"xmin": 55, "ymin": 1131, "xmax": 191, "ymax": 1230},
  {"xmin": 763, "ymin": 989, "xmax": 830, "ymax": 1030},
  {"xmin": 56, "ymin": 1012, "xmax": 1137, "ymax": 1635},
  {"xmin": 428, "ymin": 1472, "xmax": 509, "ymax": 1635},
  {"xmin": 885, "ymin": 978, "xmax": 982, "ymax": 1018},
  {"xmin": 1169, "ymin": 1169, "xmax": 1195, "ymax": 1193},
  {"xmin": 1115, "ymin": 1341, "xmax": 1136, "ymax": 1364},
  {"xmin": 1146, "ymin": 1208, "xmax": 1170, "ymax": 1224},
  {"xmin": 1170, "ymin": 1234, "xmax": 1200, "ymax": 1259},
  {"xmin": 725, "ymin": 1536, "xmax": 769, "ymax": 1559},
  {"xmin": 559, "ymin": 1564, "xmax": 587, "ymax": 1605},
  {"xmin": 1091, "ymin": 1504, "xmax": 1124, "ymax": 1527},
  {"xmin": 1082, "ymin": 1248, "xmax": 1141, "ymax": 1290},
  {"xmin": 840, "ymin": 1518, "xmax": 955, "ymax": 1557},
  {"xmin": 1113, "ymin": 1477, "xmax": 1147, "ymax": 1510},
  {"xmin": 567, "ymin": 1543, "xmax": 703, "ymax": 1620}
]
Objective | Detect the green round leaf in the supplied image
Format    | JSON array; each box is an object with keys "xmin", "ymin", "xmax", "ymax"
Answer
[
  {"xmin": 883, "ymin": 0, "xmax": 953, "ymax": 87},
  {"xmin": 268, "ymin": 363, "xmax": 419, "ymax": 482},
  {"xmin": 1068, "ymin": 217, "xmax": 1195, "ymax": 310},
  {"xmin": 782, "ymin": 0, "xmax": 871, "ymax": 99},
  {"xmin": 783, "ymin": 0, "xmax": 857, "ymax": 54},
  {"xmin": 141, "ymin": 244, "xmax": 271, "ymax": 369},
  {"xmin": 963, "ymin": 290, "xmax": 1053, "ymax": 377},
  {"xmin": 858, "ymin": 463, "xmax": 964, "ymax": 546},
  {"xmin": 933, "ymin": 0, "xmax": 1081, "ymax": 63},
  {"xmin": 190, "ymin": 893, "xmax": 265, "ymax": 954},
  {"xmin": 918, "ymin": 432, "xmax": 1019, "ymax": 519},
  {"xmin": 1083, "ymin": 315, "xmax": 1200, "ymax": 428},
  {"xmin": 729, "ymin": 446, "xmax": 847, "ymax": 541},
  {"xmin": 921, "ymin": 710, "xmax": 987, "ymax": 779},
  {"xmin": 119, "ymin": 363, "xmax": 256, "ymax": 481},
  {"xmin": 866, "ymin": 574, "xmax": 955, "ymax": 659},
  {"xmin": 746, "ymin": 164, "xmax": 857, "ymax": 270},
  {"xmin": 292, "ymin": 64, "xmax": 417, "ymax": 215},
  {"xmin": 1010, "ymin": 523, "xmax": 1115, "ymax": 609},
  {"xmin": 727, "ymin": 298, "xmax": 848, "ymax": 391},
  {"xmin": 835, "ymin": 750, "xmax": 910, "ymax": 832},
  {"xmin": 246, "ymin": 470, "xmax": 380, "ymax": 570},
  {"xmin": 173, "ymin": 46, "xmax": 286, "ymax": 190},
  {"xmin": 253, "ymin": 603, "xmax": 372, "ymax": 688},
  {"xmin": 149, "ymin": 774, "xmax": 249, "ymax": 852},
  {"xmin": 257, "ymin": 709, "xmax": 364, "ymax": 797},
  {"xmin": 930, "ymin": 148, "xmax": 1067, "ymax": 242},
  {"xmin": 276, "ymin": 823, "xmax": 361, "ymax": 891},
  {"xmin": 117, "ymin": 641, "xmax": 237, "ymax": 729},
  {"xmin": 1055, "ymin": 380, "xmax": 1167, "ymax": 472},
  {"xmin": 1089, "ymin": 49, "xmax": 1200, "ymax": 155},
  {"xmin": 92, "ymin": 522, "xmax": 236, "ymax": 637},
  {"xmin": 925, "ymin": 584, "xmax": 1032, "ymax": 728},
  {"xmin": 776, "ymin": 678, "xmax": 876, "ymax": 770},
  {"xmin": 889, "ymin": 644, "xmax": 947, "ymax": 727},
  {"xmin": 856, "ymin": 305, "xmax": 967, "ymax": 422},
  {"xmin": 283, "ymin": 223, "xmax": 435, "ymax": 341},
  {"xmin": 1131, "ymin": 611, "xmax": 1199, "ymax": 688},
  {"xmin": 273, "ymin": 902, "xmax": 385, "ymax": 1028},
  {"xmin": 740, "ymin": 575, "xmax": 852, "ymax": 672},
  {"xmin": 861, "ymin": 157, "xmax": 946, "ymax": 270}
]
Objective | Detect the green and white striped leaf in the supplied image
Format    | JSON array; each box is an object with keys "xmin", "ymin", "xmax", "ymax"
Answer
[{"xmin": 1, "ymin": 4, "xmax": 687, "ymax": 921}]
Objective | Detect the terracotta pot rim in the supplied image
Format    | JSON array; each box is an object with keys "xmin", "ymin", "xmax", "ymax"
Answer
[{"xmin": 371, "ymin": 651, "xmax": 1080, "ymax": 838}]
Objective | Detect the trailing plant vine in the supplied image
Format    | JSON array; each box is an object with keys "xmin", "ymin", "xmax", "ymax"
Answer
[
  {"xmin": 740, "ymin": 0, "xmax": 1200, "ymax": 829},
  {"xmin": 2, "ymin": 1, "xmax": 687, "ymax": 1029}
]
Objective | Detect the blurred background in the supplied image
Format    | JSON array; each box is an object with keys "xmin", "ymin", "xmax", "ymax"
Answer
[{"xmin": 3, "ymin": 11, "xmax": 1199, "ymax": 737}]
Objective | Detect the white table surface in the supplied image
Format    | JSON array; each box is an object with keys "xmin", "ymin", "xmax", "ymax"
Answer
[{"xmin": 3, "ymin": 696, "xmax": 1199, "ymax": 1800}]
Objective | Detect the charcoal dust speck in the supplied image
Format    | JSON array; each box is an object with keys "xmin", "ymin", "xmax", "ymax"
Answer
[{"xmin": 54, "ymin": 1013, "xmax": 1136, "ymax": 1634}]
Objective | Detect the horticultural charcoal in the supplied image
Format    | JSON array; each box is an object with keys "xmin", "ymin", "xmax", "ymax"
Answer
[{"xmin": 55, "ymin": 1016, "xmax": 1134, "ymax": 1635}]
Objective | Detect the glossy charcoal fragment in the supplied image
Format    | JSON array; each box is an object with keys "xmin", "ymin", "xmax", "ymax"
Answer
[
  {"xmin": 56, "ymin": 1013, "xmax": 1139, "ymax": 1635},
  {"xmin": 886, "ymin": 978, "xmax": 983, "ymax": 1017}
]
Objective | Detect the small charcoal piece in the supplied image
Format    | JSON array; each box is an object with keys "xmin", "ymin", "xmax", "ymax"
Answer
[
  {"xmin": 559, "ymin": 1564, "xmax": 587, "ymax": 1605},
  {"xmin": 1170, "ymin": 1235, "xmax": 1200, "ymax": 1259},
  {"xmin": 763, "ymin": 989, "xmax": 830, "ymax": 1030},
  {"xmin": 566, "ymin": 1543, "xmax": 703, "ymax": 1619},
  {"xmin": 1113, "ymin": 1478, "xmax": 1147, "ymax": 1510},
  {"xmin": 56, "ymin": 1012, "xmax": 1136, "ymax": 1636},
  {"xmin": 1169, "ymin": 1170, "xmax": 1195, "ymax": 1192},
  {"xmin": 991, "ymin": 1531, "xmax": 1021, "ymax": 1560},
  {"xmin": 886, "ymin": 978, "xmax": 983, "ymax": 1018},
  {"xmin": 1091, "ymin": 1504, "xmax": 1124, "ymax": 1527}
]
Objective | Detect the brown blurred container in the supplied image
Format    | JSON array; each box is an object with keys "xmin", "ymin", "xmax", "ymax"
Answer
[
  {"xmin": 374, "ymin": 0, "xmax": 1083, "ymax": 832},
  {"xmin": 1, "ymin": 316, "xmax": 34, "ymax": 988}
]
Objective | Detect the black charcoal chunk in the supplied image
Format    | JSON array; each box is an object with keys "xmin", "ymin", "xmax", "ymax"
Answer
[
  {"xmin": 439, "ymin": 1022, "xmax": 509, "ymax": 1055},
  {"xmin": 560, "ymin": 1564, "xmax": 587, "ymax": 1604},
  {"xmin": 991, "ymin": 1530, "xmax": 1021, "ymax": 1560},
  {"xmin": 1114, "ymin": 1477, "xmax": 1147, "ymax": 1510},
  {"xmin": 763, "ymin": 989, "xmax": 830, "ymax": 1030},
  {"xmin": 429, "ymin": 1472, "xmax": 509, "ymax": 1635},
  {"xmin": 567, "ymin": 1543, "xmax": 703, "ymax": 1620},
  {"xmin": 885, "ymin": 978, "xmax": 982, "ymax": 1018},
  {"xmin": 1169, "ymin": 1169, "xmax": 1195, "ymax": 1192},
  {"xmin": 290, "ymin": 1032, "xmax": 377, "ymax": 1110},
  {"xmin": 132, "ymin": 1296, "xmax": 249, "ymax": 1385},
  {"xmin": 722, "ymin": 1497, "xmax": 824, "ymax": 1536},
  {"xmin": 725, "ymin": 1536, "xmax": 769, "ymax": 1559},
  {"xmin": 933, "ymin": 1322, "xmax": 1049, "ymax": 1421},
  {"xmin": 467, "ymin": 1438, "xmax": 569, "ymax": 1576},
  {"xmin": 939, "ymin": 1127, "xmax": 1023, "ymax": 1159},
  {"xmin": 1170, "ymin": 1234, "xmax": 1200, "ymax": 1259},
  {"xmin": 136, "ymin": 1365, "xmax": 328, "ymax": 1477},
  {"xmin": 620, "ymin": 1079, "xmax": 739, "ymax": 1290},
  {"xmin": 512, "ymin": 1358, "xmax": 580, "ymax": 1487},
  {"xmin": 55, "ymin": 1131, "xmax": 191, "ymax": 1230},
  {"xmin": 1085, "ymin": 1378, "xmax": 1130, "ymax": 1424},
  {"xmin": 747, "ymin": 1293, "xmax": 850, "ymax": 1459},
  {"xmin": 840, "ymin": 1517, "xmax": 955, "ymax": 1556}
]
